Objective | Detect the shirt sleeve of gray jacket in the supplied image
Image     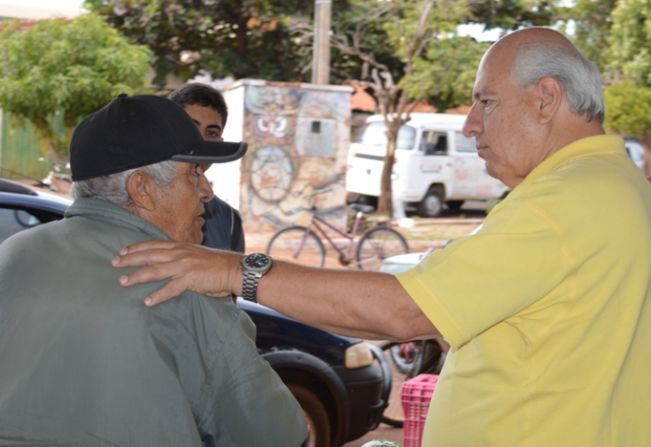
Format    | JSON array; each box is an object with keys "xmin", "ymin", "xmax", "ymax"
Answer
[{"xmin": 150, "ymin": 294, "xmax": 308, "ymax": 446}]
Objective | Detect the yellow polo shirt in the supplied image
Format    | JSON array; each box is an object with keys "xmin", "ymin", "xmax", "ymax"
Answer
[{"xmin": 398, "ymin": 135, "xmax": 651, "ymax": 446}]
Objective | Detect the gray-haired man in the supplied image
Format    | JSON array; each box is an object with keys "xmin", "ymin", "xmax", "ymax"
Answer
[{"xmin": 0, "ymin": 94, "xmax": 307, "ymax": 446}]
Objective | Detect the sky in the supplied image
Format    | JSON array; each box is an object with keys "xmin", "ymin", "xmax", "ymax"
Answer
[
  {"xmin": 0, "ymin": 0, "xmax": 84, "ymax": 17},
  {"xmin": 0, "ymin": 0, "xmax": 83, "ymax": 9}
]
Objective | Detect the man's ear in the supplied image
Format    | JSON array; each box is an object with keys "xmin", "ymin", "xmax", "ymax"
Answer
[
  {"xmin": 126, "ymin": 171, "xmax": 156, "ymax": 211},
  {"xmin": 536, "ymin": 76, "xmax": 562, "ymax": 124}
]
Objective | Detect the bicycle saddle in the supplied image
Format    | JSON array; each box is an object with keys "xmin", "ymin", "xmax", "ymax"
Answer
[{"xmin": 349, "ymin": 203, "xmax": 376, "ymax": 214}]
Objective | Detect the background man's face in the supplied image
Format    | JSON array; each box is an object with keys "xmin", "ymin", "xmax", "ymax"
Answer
[{"xmin": 184, "ymin": 104, "xmax": 224, "ymax": 141}]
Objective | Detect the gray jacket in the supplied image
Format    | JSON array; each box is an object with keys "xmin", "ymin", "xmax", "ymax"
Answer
[{"xmin": 0, "ymin": 198, "xmax": 307, "ymax": 446}]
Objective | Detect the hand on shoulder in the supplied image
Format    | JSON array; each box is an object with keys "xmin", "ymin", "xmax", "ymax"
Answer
[{"xmin": 112, "ymin": 240, "xmax": 242, "ymax": 306}]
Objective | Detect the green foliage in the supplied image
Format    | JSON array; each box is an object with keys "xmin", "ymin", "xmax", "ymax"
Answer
[
  {"xmin": 607, "ymin": 0, "xmax": 651, "ymax": 85},
  {"xmin": 468, "ymin": 0, "xmax": 561, "ymax": 30},
  {"xmin": 330, "ymin": 0, "xmax": 475, "ymax": 109},
  {"xmin": 86, "ymin": 0, "xmax": 316, "ymax": 87},
  {"xmin": 402, "ymin": 36, "xmax": 488, "ymax": 111},
  {"xmin": 332, "ymin": 0, "xmax": 561, "ymax": 112},
  {"xmin": 558, "ymin": 0, "xmax": 615, "ymax": 72},
  {"xmin": 604, "ymin": 81, "xmax": 651, "ymax": 139},
  {"xmin": 382, "ymin": 0, "xmax": 466, "ymax": 61},
  {"xmin": 328, "ymin": 0, "xmax": 404, "ymax": 84},
  {"xmin": 0, "ymin": 13, "xmax": 151, "ymax": 164},
  {"xmin": 599, "ymin": 0, "xmax": 651, "ymax": 147}
]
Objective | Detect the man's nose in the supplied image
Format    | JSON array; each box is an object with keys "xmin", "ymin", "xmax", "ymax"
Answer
[
  {"xmin": 198, "ymin": 173, "xmax": 214, "ymax": 202},
  {"xmin": 463, "ymin": 103, "xmax": 481, "ymax": 138}
]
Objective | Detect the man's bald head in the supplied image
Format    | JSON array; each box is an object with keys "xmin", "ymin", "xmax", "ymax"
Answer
[
  {"xmin": 463, "ymin": 27, "xmax": 605, "ymax": 187},
  {"xmin": 483, "ymin": 27, "xmax": 604, "ymax": 123}
]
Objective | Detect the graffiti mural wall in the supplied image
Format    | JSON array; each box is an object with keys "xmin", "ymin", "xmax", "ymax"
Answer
[{"xmin": 226, "ymin": 80, "xmax": 353, "ymax": 231}]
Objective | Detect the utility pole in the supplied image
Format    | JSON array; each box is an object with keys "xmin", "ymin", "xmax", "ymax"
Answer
[{"xmin": 311, "ymin": 0, "xmax": 331, "ymax": 84}]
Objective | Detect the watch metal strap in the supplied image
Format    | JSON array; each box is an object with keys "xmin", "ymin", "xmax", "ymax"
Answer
[{"xmin": 242, "ymin": 271, "xmax": 261, "ymax": 302}]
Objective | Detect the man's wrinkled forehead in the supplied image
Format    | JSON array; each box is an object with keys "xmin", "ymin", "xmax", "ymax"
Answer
[{"xmin": 472, "ymin": 45, "xmax": 515, "ymax": 96}]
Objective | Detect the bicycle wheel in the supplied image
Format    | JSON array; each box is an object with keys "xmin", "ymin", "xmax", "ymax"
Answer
[
  {"xmin": 356, "ymin": 226, "xmax": 409, "ymax": 270},
  {"xmin": 266, "ymin": 226, "xmax": 326, "ymax": 268}
]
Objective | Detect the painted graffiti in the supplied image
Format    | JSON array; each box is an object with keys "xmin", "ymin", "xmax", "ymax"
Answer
[{"xmin": 236, "ymin": 82, "xmax": 352, "ymax": 230}]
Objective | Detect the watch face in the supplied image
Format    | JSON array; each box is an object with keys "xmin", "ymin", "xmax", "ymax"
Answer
[{"xmin": 245, "ymin": 253, "xmax": 271, "ymax": 271}]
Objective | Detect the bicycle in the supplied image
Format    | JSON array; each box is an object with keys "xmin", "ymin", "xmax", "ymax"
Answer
[{"xmin": 266, "ymin": 188, "xmax": 409, "ymax": 270}]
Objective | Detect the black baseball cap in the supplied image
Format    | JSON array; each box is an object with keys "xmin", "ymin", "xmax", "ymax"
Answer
[{"xmin": 70, "ymin": 94, "xmax": 247, "ymax": 181}]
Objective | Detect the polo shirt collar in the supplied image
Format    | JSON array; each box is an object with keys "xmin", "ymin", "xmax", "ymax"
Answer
[{"xmin": 519, "ymin": 134, "xmax": 625, "ymax": 188}]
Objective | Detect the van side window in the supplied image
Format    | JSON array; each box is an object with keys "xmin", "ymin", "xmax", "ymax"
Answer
[
  {"xmin": 420, "ymin": 131, "xmax": 448, "ymax": 156},
  {"xmin": 455, "ymin": 132, "xmax": 478, "ymax": 153}
]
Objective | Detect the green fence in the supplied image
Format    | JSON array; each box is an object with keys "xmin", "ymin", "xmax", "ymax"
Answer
[{"xmin": 0, "ymin": 111, "xmax": 53, "ymax": 181}]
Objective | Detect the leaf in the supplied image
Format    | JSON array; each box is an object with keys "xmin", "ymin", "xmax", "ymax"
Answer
[{"xmin": 0, "ymin": 13, "xmax": 152, "ymax": 164}]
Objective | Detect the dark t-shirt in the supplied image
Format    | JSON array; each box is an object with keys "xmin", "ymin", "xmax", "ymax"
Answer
[{"xmin": 202, "ymin": 196, "xmax": 245, "ymax": 252}]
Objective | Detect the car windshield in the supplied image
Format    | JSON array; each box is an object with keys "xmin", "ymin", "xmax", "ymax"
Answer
[{"xmin": 354, "ymin": 121, "xmax": 417, "ymax": 150}]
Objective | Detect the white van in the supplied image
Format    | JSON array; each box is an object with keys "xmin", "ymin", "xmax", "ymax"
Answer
[{"xmin": 345, "ymin": 113, "xmax": 508, "ymax": 217}]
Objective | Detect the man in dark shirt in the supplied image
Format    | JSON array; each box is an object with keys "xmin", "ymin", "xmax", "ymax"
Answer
[{"xmin": 169, "ymin": 83, "xmax": 245, "ymax": 252}]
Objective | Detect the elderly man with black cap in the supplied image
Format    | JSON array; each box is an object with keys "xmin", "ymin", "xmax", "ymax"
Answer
[{"xmin": 0, "ymin": 94, "xmax": 308, "ymax": 446}]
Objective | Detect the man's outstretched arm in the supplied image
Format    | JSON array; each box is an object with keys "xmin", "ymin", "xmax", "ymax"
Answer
[{"xmin": 113, "ymin": 240, "xmax": 438, "ymax": 341}]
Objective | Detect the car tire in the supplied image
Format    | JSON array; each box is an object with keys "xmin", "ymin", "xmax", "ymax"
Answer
[
  {"xmin": 288, "ymin": 384, "xmax": 332, "ymax": 447},
  {"xmin": 418, "ymin": 188, "xmax": 444, "ymax": 217}
]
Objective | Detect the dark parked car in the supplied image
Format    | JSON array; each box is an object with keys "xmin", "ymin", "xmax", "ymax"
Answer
[{"xmin": 0, "ymin": 178, "xmax": 391, "ymax": 447}]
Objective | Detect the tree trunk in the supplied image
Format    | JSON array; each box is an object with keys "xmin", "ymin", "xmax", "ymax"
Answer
[{"xmin": 377, "ymin": 125, "xmax": 399, "ymax": 216}]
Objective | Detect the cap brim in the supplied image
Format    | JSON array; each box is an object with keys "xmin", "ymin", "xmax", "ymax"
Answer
[{"xmin": 171, "ymin": 141, "xmax": 247, "ymax": 164}]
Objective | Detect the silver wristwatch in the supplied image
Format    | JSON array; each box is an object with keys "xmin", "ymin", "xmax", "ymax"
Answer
[{"xmin": 240, "ymin": 253, "xmax": 273, "ymax": 302}]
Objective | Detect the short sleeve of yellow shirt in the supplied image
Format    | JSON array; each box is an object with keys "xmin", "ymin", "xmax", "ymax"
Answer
[
  {"xmin": 397, "ymin": 134, "xmax": 649, "ymax": 350},
  {"xmin": 397, "ymin": 199, "xmax": 568, "ymax": 349}
]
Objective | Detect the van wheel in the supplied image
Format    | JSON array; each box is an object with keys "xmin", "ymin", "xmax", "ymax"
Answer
[
  {"xmin": 446, "ymin": 200, "xmax": 464, "ymax": 210},
  {"xmin": 418, "ymin": 189, "xmax": 444, "ymax": 217}
]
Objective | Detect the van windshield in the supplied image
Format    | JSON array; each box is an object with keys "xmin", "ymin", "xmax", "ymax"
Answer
[{"xmin": 354, "ymin": 121, "xmax": 416, "ymax": 150}]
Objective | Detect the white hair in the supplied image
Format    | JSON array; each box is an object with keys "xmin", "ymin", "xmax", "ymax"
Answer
[
  {"xmin": 71, "ymin": 161, "xmax": 178, "ymax": 207},
  {"xmin": 513, "ymin": 40, "xmax": 605, "ymax": 123}
]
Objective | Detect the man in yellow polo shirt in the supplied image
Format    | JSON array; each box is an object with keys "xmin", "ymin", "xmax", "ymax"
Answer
[{"xmin": 113, "ymin": 27, "xmax": 651, "ymax": 446}]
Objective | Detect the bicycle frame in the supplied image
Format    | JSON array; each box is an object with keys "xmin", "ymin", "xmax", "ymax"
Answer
[{"xmin": 305, "ymin": 209, "xmax": 365, "ymax": 264}]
